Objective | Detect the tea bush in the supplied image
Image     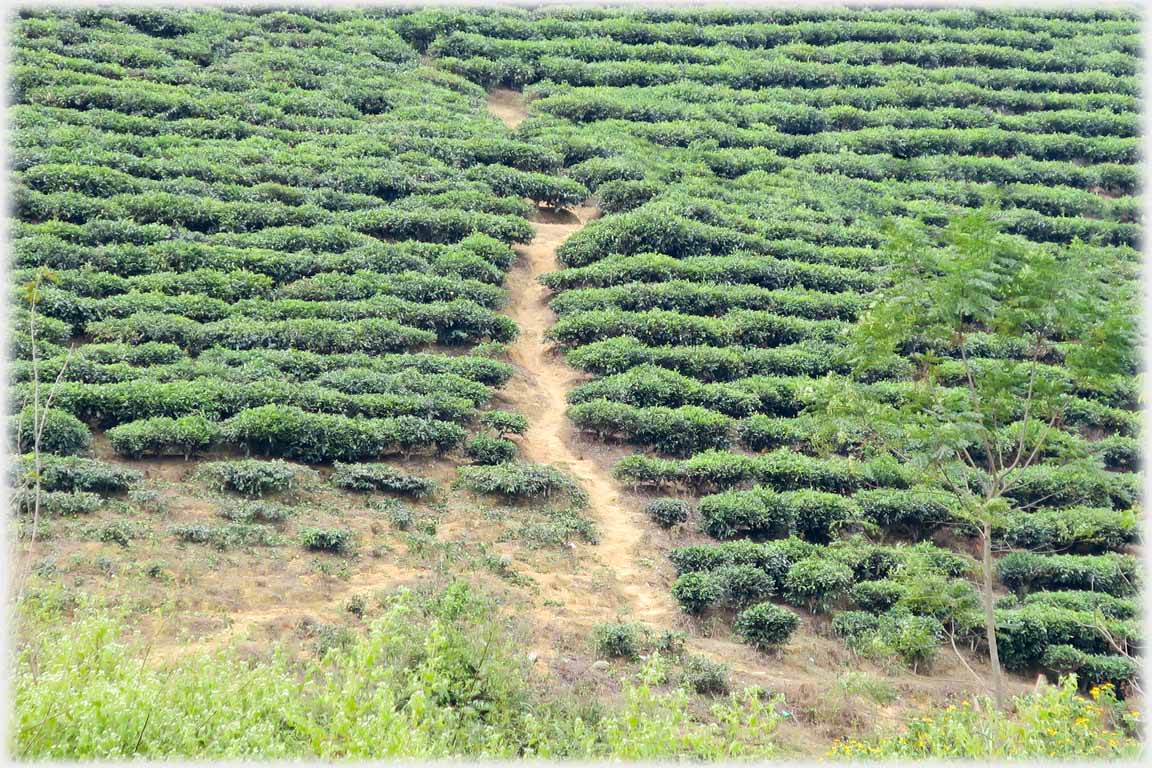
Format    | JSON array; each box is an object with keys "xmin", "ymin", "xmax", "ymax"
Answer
[
  {"xmin": 645, "ymin": 498, "xmax": 689, "ymax": 528},
  {"xmin": 198, "ymin": 459, "xmax": 303, "ymax": 497},
  {"xmin": 733, "ymin": 602, "xmax": 800, "ymax": 649},
  {"xmin": 10, "ymin": 406, "xmax": 91, "ymax": 456},
  {"xmin": 299, "ymin": 526, "xmax": 354, "ymax": 554},
  {"xmin": 328, "ymin": 463, "xmax": 436, "ymax": 498}
]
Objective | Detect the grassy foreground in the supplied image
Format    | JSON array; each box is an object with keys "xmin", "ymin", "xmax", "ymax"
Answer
[{"xmin": 11, "ymin": 582, "xmax": 1142, "ymax": 761}]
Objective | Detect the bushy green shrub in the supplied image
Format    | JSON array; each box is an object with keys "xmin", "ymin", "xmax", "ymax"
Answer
[
  {"xmin": 465, "ymin": 435, "xmax": 517, "ymax": 464},
  {"xmin": 672, "ymin": 571, "xmax": 725, "ymax": 614},
  {"xmin": 299, "ymin": 527, "xmax": 354, "ymax": 554},
  {"xmin": 783, "ymin": 556, "xmax": 855, "ymax": 613},
  {"xmin": 1040, "ymin": 645, "xmax": 1138, "ymax": 690},
  {"xmin": 681, "ymin": 655, "xmax": 729, "ymax": 696},
  {"xmin": 479, "ymin": 410, "xmax": 528, "ymax": 437},
  {"xmin": 998, "ymin": 552, "xmax": 1138, "ymax": 597},
  {"xmin": 223, "ymin": 406, "xmax": 465, "ymax": 462},
  {"xmin": 1021, "ymin": 590, "xmax": 1136, "ymax": 620},
  {"xmin": 328, "ymin": 463, "xmax": 436, "ymax": 498},
  {"xmin": 217, "ymin": 500, "xmax": 294, "ymax": 524},
  {"xmin": 645, "ymin": 498, "xmax": 689, "ymax": 528},
  {"xmin": 457, "ymin": 461, "xmax": 582, "ymax": 501},
  {"xmin": 199, "ymin": 459, "xmax": 303, "ymax": 497},
  {"xmin": 107, "ymin": 415, "xmax": 219, "ymax": 459},
  {"xmin": 995, "ymin": 604, "xmax": 1138, "ymax": 671},
  {"xmin": 733, "ymin": 602, "xmax": 800, "ymax": 650},
  {"xmin": 10, "ymin": 406, "xmax": 91, "ymax": 456},
  {"xmin": 14, "ymin": 489, "xmax": 102, "ymax": 516},
  {"xmin": 12, "ymin": 454, "xmax": 138, "ymax": 493},
  {"xmin": 592, "ymin": 622, "xmax": 644, "ymax": 660},
  {"xmin": 171, "ymin": 522, "xmax": 281, "ymax": 550}
]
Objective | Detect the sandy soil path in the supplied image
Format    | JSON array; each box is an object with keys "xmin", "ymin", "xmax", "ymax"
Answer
[{"xmin": 489, "ymin": 91, "xmax": 678, "ymax": 627}]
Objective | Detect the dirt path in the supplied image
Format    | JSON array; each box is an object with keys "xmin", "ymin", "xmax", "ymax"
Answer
[
  {"xmin": 489, "ymin": 91, "xmax": 677, "ymax": 628},
  {"xmin": 487, "ymin": 88, "xmax": 528, "ymax": 129}
]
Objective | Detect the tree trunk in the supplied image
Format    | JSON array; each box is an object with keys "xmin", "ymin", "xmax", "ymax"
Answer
[{"xmin": 981, "ymin": 521, "xmax": 1005, "ymax": 709}]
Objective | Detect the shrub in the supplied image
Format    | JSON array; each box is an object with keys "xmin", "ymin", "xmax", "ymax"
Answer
[
  {"xmin": 783, "ymin": 557, "xmax": 855, "ymax": 613},
  {"xmin": 592, "ymin": 622, "xmax": 644, "ymax": 660},
  {"xmin": 995, "ymin": 605, "xmax": 1138, "ymax": 672},
  {"xmin": 199, "ymin": 459, "xmax": 302, "ymax": 497},
  {"xmin": 106, "ymin": 415, "xmax": 219, "ymax": 459},
  {"xmin": 217, "ymin": 500, "xmax": 294, "ymax": 524},
  {"xmin": 465, "ymin": 435, "xmax": 517, "ymax": 465},
  {"xmin": 1040, "ymin": 645, "xmax": 1139, "ymax": 690},
  {"xmin": 714, "ymin": 564, "xmax": 776, "ymax": 608},
  {"xmin": 672, "ymin": 571, "xmax": 725, "ymax": 614},
  {"xmin": 682, "ymin": 655, "xmax": 730, "ymax": 696},
  {"xmin": 733, "ymin": 602, "xmax": 800, "ymax": 650},
  {"xmin": 998, "ymin": 552, "xmax": 1138, "ymax": 597},
  {"xmin": 81, "ymin": 520, "xmax": 141, "ymax": 547},
  {"xmin": 457, "ymin": 461, "xmax": 583, "ymax": 501},
  {"xmin": 1000, "ymin": 507, "xmax": 1136, "ymax": 552},
  {"xmin": 13, "ymin": 454, "xmax": 138, "ymax": 493},
  {"xmin": 479, "ymin": 410, "xmax": 528, "ymax": 437},
  {"xmin": 14, "ymin": 489, "xmax": 102, "ymax": 516},
  {"xmin": 223, "ymin": 406, "xmax": 465, "ymax": 462},
  {"xmin": 328, "ymin": 463, "xmax": 436, "ymax": 498},
  {"xmin": 850, "ymin": 580, "xmax": 907, "ymax": 613},
  {"xmin": 1021, "ymin": 590, "xmax": 1136, "ymax": 620},
  {"xmin": 171, "ymin": 523, "xmax": 281, "ymax": 550},
  {"xmin": 10, "ymin": 406, "xmax": 91, "ymax": 456},
  {"xmin": 299, "ymin": 527, "xmax": 354, "ymax": 554},
  {"xmin": 645, "ymin": 498, "xmax": 689, "ymax": 528}
]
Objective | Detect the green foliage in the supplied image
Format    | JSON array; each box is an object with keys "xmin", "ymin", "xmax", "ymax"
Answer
[
  {"xmin": 10, "ymin": 406, "xmax": 91, "ymax": 456},
  {"xmin": 828, "ymin": 676, "xmax": 1138, "ymax": 759},
  {"xmin": 733, "ymin": 602, "xmax": 800, "ymax": 650},
  {"xmin": 198, "ymin": 459, "xmax": 304, "ymax": 497},
  {"xmin": 171, "ymin": 522, "xmax": 281, "ymax": 550},
  {"xmin": 681, "ymin": 655, "xmax": 730, "ymax": 696},
  {"xmin": 457, "ymin": 461, "xmax": 584, "ymax": 501},
  {"xmin": 783, "ymin": 556, "xmax": 855, "ymax": 613},
  {"xmin": 833, "ymin": 610, "xmax": 943, "ymax": 671},
  {"xmin": 328, "ymin": 463, "xmax": 436, "ymax": 497},
  {"xmin": 592, "ymin": 622, "xmax": 645, "ymax": 659},
  {"xmin": 465, "ymin": 435, "xmax": 518, "ymax": 465},
  {"xmin": 217, "ymin": 500, "xmax": 295, "ymax": 525},
  {"xmin": 13, "ymin": 585, "xmax": 787, "ymax": 759},
  {"xmin": 12, "ymin": 454, "xmax": 138, "ymax": 494},
  {"xmin": 106, "ymin": 415, "xmax": 219, "ymax": 459},
  {"xmin": 299, "ymin": 527, "xmax": 354, "ymax": 554},
  {"xmin": 997, "ymin": 552, "xmax": 1138, "ymax": 597},
  {"xmin": 223, "ymin": 405, "xmax": 465, "ymax": 462},
  {"xmin": 645, "ymin": 498, "xmax": 689, "ymax": 528},
  {"xmin": 479, "ymin": 409, "xmax": 528, "ymax": 437},
  {"xmin": 14, "ymin": 489, "xmax": 102, "ymax": 516}
]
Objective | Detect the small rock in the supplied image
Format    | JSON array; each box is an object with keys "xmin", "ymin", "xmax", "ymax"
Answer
[{"xmin": 527, "ymin": 652, "xmax": 538, "ymax": 663}]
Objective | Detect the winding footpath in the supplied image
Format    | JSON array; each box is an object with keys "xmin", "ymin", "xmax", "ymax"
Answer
[{"xmin": 488, "ymin": 90, "xmax": 676, "ymax": 627}]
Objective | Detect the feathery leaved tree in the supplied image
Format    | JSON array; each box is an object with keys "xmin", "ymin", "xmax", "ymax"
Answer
[{"xmin": 806, "ymin": 209, "xmax": 1138, "ymax": 708}]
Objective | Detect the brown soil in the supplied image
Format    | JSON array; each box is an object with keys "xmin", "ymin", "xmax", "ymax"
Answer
[{"xmin": 487, "ymin": 88, "xmax": 529, "ymax": 129}]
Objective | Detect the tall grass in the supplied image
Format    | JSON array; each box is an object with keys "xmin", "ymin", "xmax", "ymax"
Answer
[{"xmin": 11, "ymin": 583, "xmax": 783, "ymax": 760}]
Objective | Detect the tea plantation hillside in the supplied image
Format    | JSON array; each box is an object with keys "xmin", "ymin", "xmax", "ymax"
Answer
[
  {"xmin": 7, "ymin": 5, "xmax": 1143, "ymax": 761},
  {"xmin": 408, "ymin": 2, "xmax": 1143, "ymax": 693}
]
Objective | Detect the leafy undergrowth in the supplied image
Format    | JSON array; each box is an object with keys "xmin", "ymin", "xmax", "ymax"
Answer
[
  {"xmin": 13, "ymin": 582, "xmax": 1141, "ymax": 761},
  {"xmin": 827, "ymin": 678, "xmax": 1141, "ymax": 760},
  {"xmin": 12, "ymin": 583, "xmax": 783, "ymax": 760}
]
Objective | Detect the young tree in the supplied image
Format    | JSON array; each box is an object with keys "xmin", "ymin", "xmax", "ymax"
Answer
[
  {"xmin": 12, "ymin": 268, "xmax": 73, "ymax": 604},
  {"xmin": 806, "ymin": 209, "xmax": 1137, "ymax": 708}
]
